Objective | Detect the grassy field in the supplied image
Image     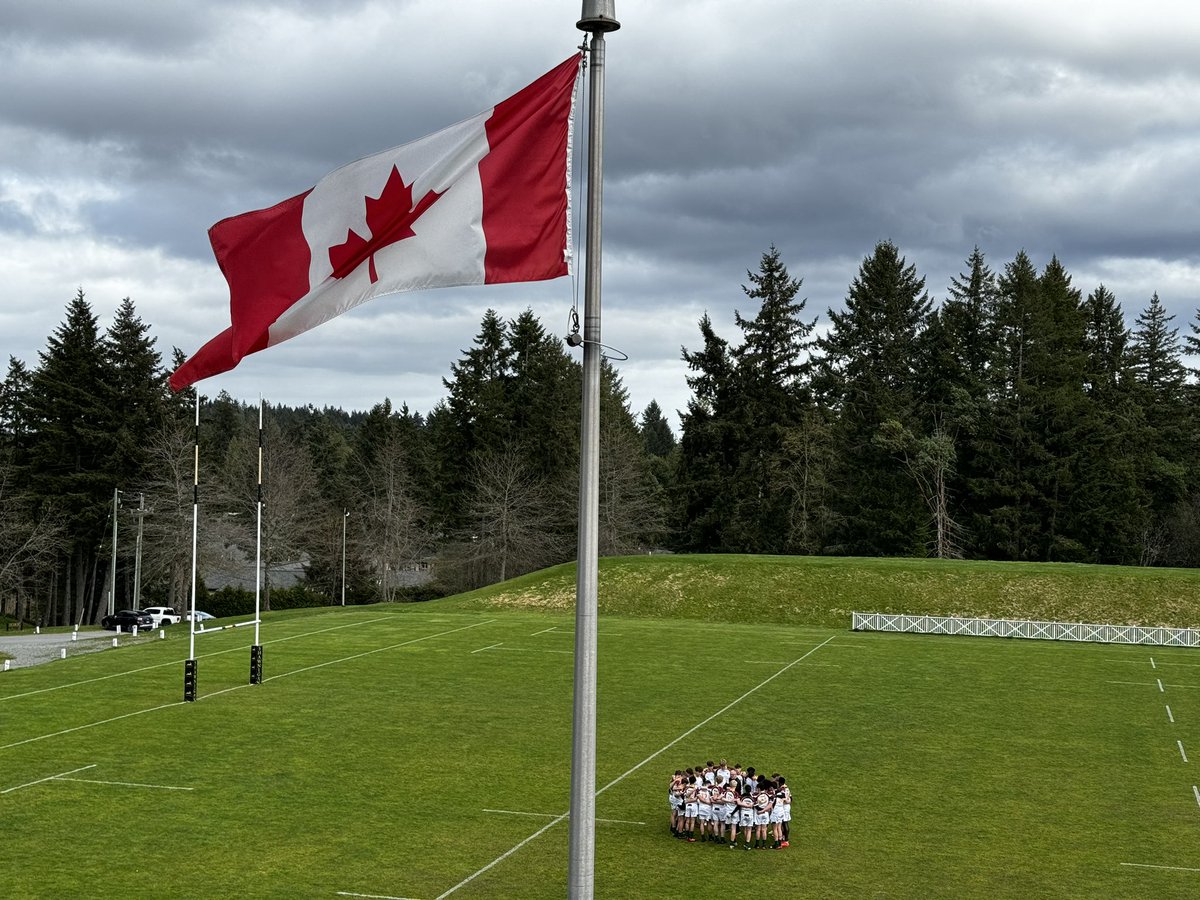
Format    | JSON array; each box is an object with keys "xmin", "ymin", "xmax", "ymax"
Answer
[{"xmin": 3, "ymin": 578, "xmax": 1200, "ymax": 899}]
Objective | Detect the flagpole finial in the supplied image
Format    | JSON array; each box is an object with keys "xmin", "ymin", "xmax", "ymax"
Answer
[{"xmin": 578, "ymin": 0, "xmax": 619, "ymax": 32}]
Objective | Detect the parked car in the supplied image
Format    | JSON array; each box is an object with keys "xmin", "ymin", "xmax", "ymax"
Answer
[
  {"xmin": 100, "ymin": 609, "xmax": 154, "ymax": 631},
  {"xmin": 142, "ymin": 606, "xmax": 182, "ymax": 627},
  {"xmin": 183, "ymin": 611, "xmax": 216, "ymax": 624}
]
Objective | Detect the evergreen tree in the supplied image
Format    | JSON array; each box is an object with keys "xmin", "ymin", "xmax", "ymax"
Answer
[
  {"xmin": 732, "ymin": 245, "xmax": 814, "ymax": 399},
  {"xmin": 817, "ymin": 241, "xmax": 932, "ymax": 555},
  {"xmin": 0, "ymin": 357, "xmax": 32, "ymax": 449},
  {"xmin": 1081, "ymin": 285, "xmax": 1129, "ymax": 398},
  {"xmin": 919, "ymin": 248, "xmax": 999, "ymax": 557},
  {"xmin": 1127, "ymin": 292, "xmax": 1190, "ymax": 561},
  {"xmin": 23, "ymin": 290, "xmax": 120, "ymax": 623},
  {"xmin": 640, "ymin": 400, "xmax": 676, "ymax": 458},
  {"xmin": 1026, "ymin": 256, "xmax": 1089, "ymax": 560},
  {"xmin": 675, "ymin": 248, "xmax": 819, "ymax": 553},
  {"xmin": 725, "ymin": 247, "xmax": 817, "ymax": 552},
  {"xmin": 505, "ymin": 308, "xmax": 579, "ymax": 481},
  {"xmin": 1069, "ymin": 284, "xmax": 1146, "ymax": 563},
  {"xmin": 432, "ymin": 310, "xmax": 513, "ymax": 531},
  {"xmin": 972, "ymin": 251, "xmax": 1042, "ymax": 559},
  {"xmin": 1129, "ymin": 293, "xmax": 1187, "ymax": 399},
  {"xmin": 104, "ymin": 298, "xmax": 167, "ymax": 491}
]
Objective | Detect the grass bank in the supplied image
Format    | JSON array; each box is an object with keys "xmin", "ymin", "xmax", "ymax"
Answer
[{"xmin": 442, "ymin": 553, "xmax": 1200, "ymax": 628}]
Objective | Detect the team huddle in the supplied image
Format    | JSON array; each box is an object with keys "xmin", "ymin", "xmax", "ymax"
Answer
[{"xmin": 669, "ymin": 761, "xmax": 791, "ymax": 850}]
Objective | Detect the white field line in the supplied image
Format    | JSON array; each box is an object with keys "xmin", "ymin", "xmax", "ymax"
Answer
[
  {"xmin": 481, "ymin": 647, "xmax": 573, "ymax": 655},
  {"xmin": 0, "ymin": 615, "xmax": 394, "ymax": 703},
  {"xmin": 0, "ymin": 702, "xmax": 183, "ymax": 752},
  {"xmin": 1, "ymin": 764, "xmax": 96, "ymax": 794},
  {"xmin": 200, "ymin": 620, "xmax": 498, "ymax": 701},
  {"xmin": 471, "ymin": 643, "xmax": 503, "ymax": 654},
  {"xmin": 749, "ymin": 660, "xmax": 841, "ymax": 667},
  {"xmin": 1, "ymin": 618, "xmax": 490, "ymax": 750},
  {"xmin": 1179, "ymin": 740, "xmax": 1189, "ymax": 763},
  {"xmin": 1121, "ymin": 862, "xmax": 1200, "ymax": 873},
  {"xmin": 528, "ymin": 628, "xmax": 622, "ymax": 637},
  {"xmin": 336, "ymin": 893, "xmax": 423, "ymax": 900},
  {"xmin": 1151, "ymin": 657, "xmax": 1157, "ymax": 669},
  {"xmin": 481, "ymin": 808, "xmax": 646, "ymax": 826},
  {"xmin": 54, "ymin": 777, "xmax": 194, "ymax": 791},
  {"xmin": 432, "ymin": 635, "xmax": 837, "ymax": 899},
  {"xmin": 1194, "ymin": 785, "xmax": 1200, "ymax": 808},
  {"xmin": 1167, "ymin": 705, "xmax": 1175, "ymax": 724},
  {"xmin": 810, "ymin": 644, "xmax": 875, "ymax": 650},
  {"xmin": 1108, "ymin": 680, "xmax": 1200, "ymax": 691}
]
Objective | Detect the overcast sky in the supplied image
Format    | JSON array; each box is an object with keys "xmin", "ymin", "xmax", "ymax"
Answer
[{"xmin": 3, "ymin": 0, "xmax": 1199, "ymax": 432}]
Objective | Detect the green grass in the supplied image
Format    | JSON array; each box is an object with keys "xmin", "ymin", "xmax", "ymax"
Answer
[
  {"xmin": 3, "ymin": 582, "xmax": 1200, "ymax": 898},
  {"xmin": 446, "ymin": 554, "xmax": 1200, "ymax": 628}
]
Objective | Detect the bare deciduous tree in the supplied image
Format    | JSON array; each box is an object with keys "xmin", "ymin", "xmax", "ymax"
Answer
[
  {"xmin": 0, "ymin": 455, "xmax": 66, "ymax": 622},
  {"xmin": 440, "ymin": 448, "xmax": 568, "ymax": 590},
  {"xmin": 598, "ymin": 419, "xmax": 666, "ymax": 555},
  {"xmin": 216, "ymin": 416, "xmax": 321, "ymax": 608},
  {"xmin": 136, "ymin": 419, "xmax": 205, "ymax": 608},
  {"xmin": 353, "ymin": 426, "xmax": 429, "ymax": 602}
]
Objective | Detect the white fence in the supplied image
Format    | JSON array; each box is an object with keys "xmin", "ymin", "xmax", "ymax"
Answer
[{"xmin": 851, "ymin": 611, "xmax": 1200, "ymax": 648}]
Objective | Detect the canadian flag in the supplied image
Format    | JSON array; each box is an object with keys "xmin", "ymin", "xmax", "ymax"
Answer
[{"xmin": 170, "ymin": 54, "xmax": 581, "ymax": 391}]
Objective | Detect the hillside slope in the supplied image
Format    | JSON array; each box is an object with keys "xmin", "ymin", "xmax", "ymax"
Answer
[{"xmin": 441, "ymin": 554, "xmax": 1200, "ymax": 628}]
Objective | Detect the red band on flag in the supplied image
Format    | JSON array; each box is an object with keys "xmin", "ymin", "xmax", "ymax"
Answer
[{"xmin": 481, "ymin": 54, "xmax": 579, "ymax": 283}]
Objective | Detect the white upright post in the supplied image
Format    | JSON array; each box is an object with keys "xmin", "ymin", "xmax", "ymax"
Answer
[
  {"xmin": 185, "ymin": 394, "xmax": 200, "ymax": 701},
  {"xmin": 569, "ymin": 5, "xmax": 619, "ymax": 899},
  {"xmin": 250, "ymin": 398, "xmax": 265, "ymax": 685},
  {"xmin": 254, "ymin": 399, "xmax": 264, "ymax": 647},
  {"xmin": 188, "ymin": 394, "xmax": 199, "ymax": 664}
]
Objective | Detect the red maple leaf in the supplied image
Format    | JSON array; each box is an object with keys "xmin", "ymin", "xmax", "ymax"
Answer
[{"xmin": 328, "ymin": 165, "xmax": 444, "ymax": 283}]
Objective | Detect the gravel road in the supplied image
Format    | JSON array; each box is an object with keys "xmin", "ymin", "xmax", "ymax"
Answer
[{"xmin": 0, "ymin": 629, "xmax": 158, "ymax": 670}]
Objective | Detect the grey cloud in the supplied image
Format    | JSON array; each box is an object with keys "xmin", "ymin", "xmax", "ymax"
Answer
[{"xmin": 4, "ymin": 0, "xmax": 1200, "ymax": 424}]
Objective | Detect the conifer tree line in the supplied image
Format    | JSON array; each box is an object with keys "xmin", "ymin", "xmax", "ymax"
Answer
[
  {"xmin": 0, "ymin": 294, "xmax": 665, "ymax": 626},
  {"xmin": 676, "ymin": 243, "xmax": 1200, "ymax": 567},
  {"xmin": 4, "ymin": 238, "xmax": 1200, "ymax": 626}
]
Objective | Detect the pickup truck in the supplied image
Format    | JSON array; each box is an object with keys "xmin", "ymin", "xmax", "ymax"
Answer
[{"xmin": 142, "ymin": 606, "xmax": 182, "ymax": 627}]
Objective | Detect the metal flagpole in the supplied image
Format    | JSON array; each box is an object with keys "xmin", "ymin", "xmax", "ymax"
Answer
[
  {"xmin": 570, "ymin": 3, "xmax": 619, "ymax": 898},
  {"xmin": 184, "ymin": 393, "xmax": 200, "ymax": 701},
  {"xmin": 250, "ymin": 398, "xmax": 264, "ymax": 684}
]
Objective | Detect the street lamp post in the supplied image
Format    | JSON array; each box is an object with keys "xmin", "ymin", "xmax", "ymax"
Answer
[
  {"xmin": 133, "ymin": 493, "xmax": 146, "ymax": 610},
  {"xmin": 341, "ymin": 510, "xmax": 349, "ymax": 606},
  {"xmin": 108, "ymin": 488, "xmax": 122, "ymax": 618}
]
